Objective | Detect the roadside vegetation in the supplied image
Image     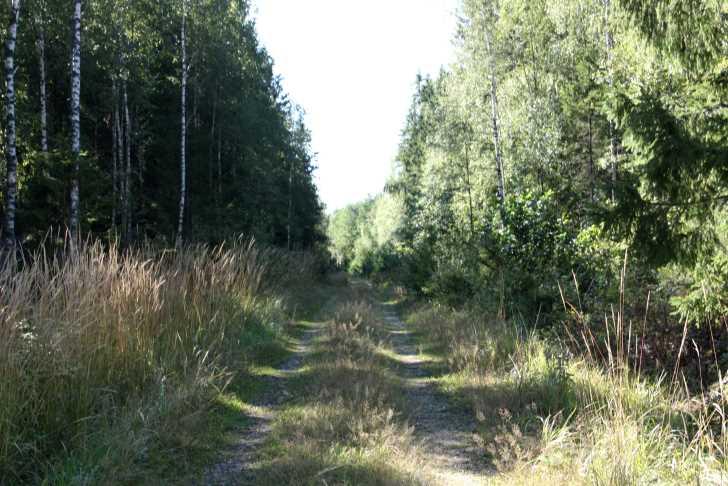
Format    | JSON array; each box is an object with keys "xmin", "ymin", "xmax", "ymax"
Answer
[
  {"xmin": 399, "ymin": 289, "xmax": 727, "ymax": 484},
  {"xmin": 0, "ymin": 239, "xmax": 323, "ymax": 483},
  {"xmin": 1, "ymin": 0, "xmax": 725, "ymax": 483}
]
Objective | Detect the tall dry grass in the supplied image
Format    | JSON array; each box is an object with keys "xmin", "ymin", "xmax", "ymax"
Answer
[
  {"xmin": 404, "ymin": 284, "xmax": 728, "ymax": 484},
  {"xmin": 0, "ymin": 238, "xmax": 313, "ymax": 482}
]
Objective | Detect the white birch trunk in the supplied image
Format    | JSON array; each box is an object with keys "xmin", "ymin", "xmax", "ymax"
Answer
[
  {"xmin": 69, "ymin": 0, "xmax": 82, "ymax": 242},
  {"xmin": 588, "ymin": 108, "xmax": 595, "ymax": 202},
  {"xmin": 135, "ymin": 104, "xmax": 143, "ymax": 187},
  {"xmin": 216, "ymin": 122, "xmax": 222, "ymax": 231},
  {"xmin": 464, "ymin": 145, "xmax": 475, "ymax": 240},
  {"xmin": 175, "ymin": 2, "xmax": 188, "ymax": 247},
  {"xmin": 287, "ymin": 159, "xmax": 293, "ymax": 250},
  {"xmin": 112, "ymin": 79, "xmax": 118, "ymax": 230},
  {"xmin": 209, "ymin": 88, "xmax": 217, "ymax": 190},
  {"xmin": 3, "ymin": 0, "xmax": 20, "ymax": 250},
  {"xmin": 604, "ymin": 0, "xmax": 617, "ymax": 202},
  {"xmin": 115, "ymin": 90, "xmax": 124, "ymax": 235}
]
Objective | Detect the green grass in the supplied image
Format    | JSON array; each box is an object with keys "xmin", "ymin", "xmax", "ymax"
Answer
[
  {"xmin": 246, "ymin": 287, "xmax": 434, "ymax": 485},
  {"xmin": 41, "ymin": 317, "xmax": 299, "ymax": 485}
]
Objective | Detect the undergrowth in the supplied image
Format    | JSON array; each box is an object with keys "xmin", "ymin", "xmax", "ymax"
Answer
[{"xmin": 402, "ymin": 298, "xmax": 728, "ymax": 484}]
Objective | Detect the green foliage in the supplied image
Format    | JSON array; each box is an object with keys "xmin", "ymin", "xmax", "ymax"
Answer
[
  {"xmin": 671, "ymin": 252, "xmax": 728, "ymax": 327},
  {"xmin": 477, "ymin": 191, "xmax": 613, "ymax": 318},
  {"xmin": 327, "ymin": 194, "xmax": 405, "ymax": 277},
  {"xmin": 337, "ymin": 0, "xmax": 728, "ymax": 335},
  {"xmin": 605, "ymin": 68, "xmax": 728, "ymax": 265},
  {"xmin": 495, "ymin": 192, "xmax": 581, "ymax": 275},
  {"xmin": 670, "ymin": 214, "xmax": 728, "ymax": 327},
  {"xmin": 618, "ymin": 0, "xmax": 726, "ymax": 70}
]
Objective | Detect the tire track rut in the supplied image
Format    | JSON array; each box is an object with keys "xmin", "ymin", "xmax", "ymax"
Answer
[{"xmin": 382, "ymin": 305, "xmax": 490, "ymax": 485}]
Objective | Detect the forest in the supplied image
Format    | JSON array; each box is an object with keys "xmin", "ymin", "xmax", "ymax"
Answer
[
  {"xmin": 0, "ymin": 0, "xmax": 322, "ymax": 251},
  {"xmin": 1, "ymin": 0, "xmax": 727, "ymax": 484},
  {"xmin": 329, "ymin": 0, "xmax": 728, "ymax": 379}
]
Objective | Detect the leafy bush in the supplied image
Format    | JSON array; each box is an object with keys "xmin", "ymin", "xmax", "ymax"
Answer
[{"xmin": 476, "ymin": 191, "xmax": 617, "ymax": 322}]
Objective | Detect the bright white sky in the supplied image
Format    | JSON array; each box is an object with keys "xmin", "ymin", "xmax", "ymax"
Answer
[{"xmin": 253, "ymin": 1, "xmax": 458, "ymax": 213}]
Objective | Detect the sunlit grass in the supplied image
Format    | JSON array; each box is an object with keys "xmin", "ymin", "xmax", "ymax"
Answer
[
  {"xmin": 250, "ymin": 291, "xmax": 434, "ymax": 485},
  {"xmin": 402, "ymin": 300, "xmax": 728, "ymax": 485}
]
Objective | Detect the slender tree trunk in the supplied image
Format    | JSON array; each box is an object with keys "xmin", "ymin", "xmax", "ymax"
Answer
[
  {"xmin": 3, "ymin": 0, "xmax": 21, "ymax": 251},
  {"xmin": 122, "ymin": 80, "xmax": 132, "ymax": 244},
  {"xmin": 484, "ymin": 27, "xmax": 506, "ymax": 218},
  {"xmin": 136, "ymin": 116, "xmax": 145, "ymax": 239},
  {"xmin": 217, "ymin": 128, "xmax": 222, "ymax": 196},
  {"xmin": 120, "ymin": 83, "xmax": 127, "ymax": 241},
  {"xmin": 38, "ymin": 18, "xmax": 48, "ymax": 156},
  {"xmin": 604, "ymin": 0, "xmax": 617, "ymax": 202},
  {"xmin": 287, "ymin": 159, "xmax": 293, "ymax": 250},
  {"xmin": 175, "ymin": 3, "xmax": 188, "ymax": 248},
  {"xmin": 464, "ymin": 145, "xmax": 475, "ymax": 241},
  {"xmin": 111, "ymin": 79, "xmax": 118, "ymax": 230},
  {"xmin": 135, "ymin": 104, "xmax": 142, "ymax": 187},
  {"xmin": 209, "ymin": 87, "xmax": 217, "ymax": 191},
  {"xmin": 192, "ymin": 75, "xmax": 199, "ymax": 129},
  {"xmin": 529, "ymin": 40, "xmax": 539, "ymax": 95},
  {"xmin": 135, "ymin": 104, "xmax": 143, "ymax": 233},
  {"xmin": 115, "ymin": 87, "xmax": 123, "ymax": 234},
  {"xmin": 588, "ymin": 108, "xmax": 595, "ymax": 202},
  {"xmin": 69, "ymin": 0, "xmax": 82, "ymax": 242},
  {"xmin": 215, "ymin": 124, "xmax": 222, "ymax": 235}
]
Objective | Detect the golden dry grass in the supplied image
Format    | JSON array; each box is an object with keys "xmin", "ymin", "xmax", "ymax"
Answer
[{"xmin": 0, "ymin": 238, "xmax": 316, "ymax": 482}]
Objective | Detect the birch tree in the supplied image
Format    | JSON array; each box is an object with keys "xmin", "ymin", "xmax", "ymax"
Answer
[
  {"xmin": 69, "ymin": 0, "xmax": 82, "ymax": 241},
  {"xmin": 482, "ymin": 4, "xmax": 506, "ymax": 218},
  {"xmin": 112, "ymin": 78, "xmax": 118, "ymax": 229},
  {"xmin": 3, "ymin": 0, "xmax": 21, "ymax": 250},
  {"xmin": 603, "ymin": 0, "xmax": 618, "ymax": 202},
  {"xmin": 287, "ymin": 157, "xmax": 294, "ymax": 250},
  {"xmin": 122, "ymin": 79, "xmax": 131, "ymax": 243},
  {"xmin": 0, "ymin": 0, "xmax": 323, "ymax": 250},
  {"xmin": 175, "ymin": 0, "xmax": 188, "ymax": 248},
  {"xmin": 208, "ymin": 86, "xmax": 217, "ymax": 191}
]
